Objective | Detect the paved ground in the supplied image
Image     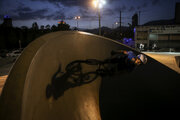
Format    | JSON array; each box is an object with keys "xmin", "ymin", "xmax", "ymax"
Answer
[
  {"xmin": 0, "ymin": 75, "xmax": 7, "ymax": 95},
  {"xmin": 0, "ymin": 57, "xmax": 16, "ymax": 95}
]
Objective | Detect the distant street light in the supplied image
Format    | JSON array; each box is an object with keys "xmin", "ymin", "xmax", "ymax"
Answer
[
  {"xmin": 93, "ymin": 0, "xmax": 106, "ymax": 35},
  {"xmin": 74, "ymin": 16, "xmax": 80, "ymax": 30},
  {"xmin": 112, "ymin": 22, "xmax": 119, "ymax": 29},
  {"xmin": 115, "ymin": 22, "xmax": 119, "ymax": 28}
]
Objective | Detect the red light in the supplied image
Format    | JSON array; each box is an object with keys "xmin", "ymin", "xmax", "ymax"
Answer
[{"xmin": 58, "ymin": 21, "xmax": 65, "ymax": 24}]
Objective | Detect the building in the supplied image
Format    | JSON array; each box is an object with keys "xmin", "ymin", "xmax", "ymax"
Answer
[
  {"xmin": 132, "ymin": 13, "xmax": 138, "ymax": 27},
  {"xmin": 135, "ymin": 25, "xmax": 180, "ymax": 51},
  {"xmin": 175, "ymin": 3, "xmax": 180, "ymax": 24},
  {"xmin": 135, "ymin": 2, "xmax": 180, "ymax": 51},
  {"xmin": 2, "ymin": 15, "xmax": 12, "ymax": 27}
]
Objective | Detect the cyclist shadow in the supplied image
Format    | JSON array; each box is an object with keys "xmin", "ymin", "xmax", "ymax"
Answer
[{"xmin": 46, "ymin": 63, "xmax": 98, "ymax": 100}]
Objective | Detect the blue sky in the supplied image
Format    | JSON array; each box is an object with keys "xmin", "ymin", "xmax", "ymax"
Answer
[{"xmin": 0, "ymin": 0, "xmax": 180, "ymax": 29}]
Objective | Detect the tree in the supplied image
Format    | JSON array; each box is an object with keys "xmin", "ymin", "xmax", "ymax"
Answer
[
  {"xmin": 57, "ymin": 21, "xmax": 70, "ymax": 31},
  {"xmin": 51, "ymin": 25, "xmax": 57, "ymax": 31},
  {"xmin": 32, "ymin": 22, "xmax": 39, "ymax": 30},
  {"xmin": 21, "ymin": 26, "xmax": 28, "ymax": 30},
  {"xmin": 40, "ymin": 25, "xmax": 45, "ymax": 30},
  {"xmin": 45, "ymin": 24, "xmax": 50, "ymax": 30}
]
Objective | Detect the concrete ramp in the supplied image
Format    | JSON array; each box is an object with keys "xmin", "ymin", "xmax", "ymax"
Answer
[
  {"xmin": 144, "ymin": 52, "xmax": 180, "ymax": 73},
  {"xmin": 0, "ymin": 31, "xmax": 132, "ymax": 120},
  {"xmin": 175, "ymin": 56, "xmax": 180, "ymax": 68},
  {"xmin": 0, "ymin": 31, "xmax": 180, "ymax": 120}
]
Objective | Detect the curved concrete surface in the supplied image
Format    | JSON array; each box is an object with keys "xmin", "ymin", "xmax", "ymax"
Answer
[
  {"xmin": 0, "ymin": 31, "xmax": 134, "ymax": 120},
  {"xmin": 0, "ymin": 75, "xmax": 7, "ymax": 95},
  {"xmin": 0, "ymin": 31, "xmax": 180, "ymax": 120},
  {"xmin": 144, "ymin": 52, "xmax": 180, "ymax": 73}
]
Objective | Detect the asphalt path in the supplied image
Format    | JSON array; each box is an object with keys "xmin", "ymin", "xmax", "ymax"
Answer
[
  {"xmin": 0, "ymin": 75, "xmax": 7, "ymax": 95},
  {"xmin": 0, "ymin": 57, "xmax": 15, "ymax": 95}
]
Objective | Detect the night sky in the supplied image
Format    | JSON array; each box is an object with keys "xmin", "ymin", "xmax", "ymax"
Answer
[{"xmin": 0, "ymin": 0, "xmax": 180, "ymax": 29}]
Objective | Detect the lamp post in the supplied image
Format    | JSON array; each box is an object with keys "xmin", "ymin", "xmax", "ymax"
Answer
[
  {"xmin": 93, "ymin": 0, "xmax": 106, "ymax": 35},
  {"xmin": 74, "ymin": 16, "xmax": 80, "ymax": 30}
]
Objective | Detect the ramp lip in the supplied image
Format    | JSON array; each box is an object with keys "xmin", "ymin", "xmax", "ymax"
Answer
[
  {"xmin": 74, "ymin": 31, "xmax": 138, "ymax": 53},
  {"xmin": 143, "ymin": 52, "xmax": 180, "ymax": 55}
]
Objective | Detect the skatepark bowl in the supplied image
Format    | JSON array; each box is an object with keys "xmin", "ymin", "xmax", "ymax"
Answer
[{"xmin": 0, "ymin": 31, "xmax": 180, "ymax": 120}]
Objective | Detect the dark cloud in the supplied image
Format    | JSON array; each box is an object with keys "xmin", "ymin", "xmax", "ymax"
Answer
[
  {"xmin": 30, "ymin": 0, "xmax": 91, "ymax": 7},
  {"xmin": 115, "ymin": 5, "xmax": 127, "ymax": 11},
  {"xmin": 1, "ymin": 0, "xmax": 167, "ymax": 22},
  {"xmin": 14, "ymin": 2, "xmax": 33, "ymax": 12},
  {"xmin": 152, "ymin": 0, "xmax": 161, "ymax": 5},
  {"xmin": 103, "ymin": 8, "xmax": 115, "ymax": 16},
  {"xmin": 15, "ymin": 6, "xmax": 33, "ymax": 12},
  {"xmin": 12, "ymin": 9, "xmax": 48, "ymax": 20},
  {"xmin": 79, "ymin": 8, "xmax": 90, "ymax": 15},
  {"xmin": 128, "ymin": 6, "xmax": 135, "ymax": 12},
  {"xmin": 31, "ymin": 0, "xmax": 161, "ymax": 8},
  {"xmin": 65, "ymin": 16, "xmax": 74, "ymax": 20},
  {"xmin": 51, "ymin": 10, "xmax": 66, "ymax": 20},
  {"xmin": 2, "ymin": 0, "xmax": 67, "ymax": 21},
  {"xmin": 79, "ymin": 8, "xmax": 98, "ymax": 20},
  {"xmin": 80, "ymin": 15, "xmax": 98, "ymax": 21},
  {"xmin": 11, "ymin": 2, "xmax": 33, "ymax": 18},
  {"xmin": 137, "ymin": 2, "xmax": 148, "ymax": 10}
]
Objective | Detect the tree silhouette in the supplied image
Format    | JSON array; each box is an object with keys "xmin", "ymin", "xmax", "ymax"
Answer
[
  {"xmin": 0, "ymin": 19, "xmax": 73, "ymax": 50},
  {"xmin": 40, "ymin": 25, "xmax": 45, "ymax": 30},
  {"xmin": 45, "ymin": 24, "xmax": 50, "ymax": 30},
  {"xmin": 51, "ymin": 25, "xmax": 57, "ymax": 31},
  {"xmin": 21, "ymin": 26, "xmax": 28, "ymax": 30},
  {"xmin": 57, "ymin": 21, "xmax": 70, "ymax": 31},
  {"xmin": 32, "ymin": 22, "xmax": 39, "ymax": 30}
]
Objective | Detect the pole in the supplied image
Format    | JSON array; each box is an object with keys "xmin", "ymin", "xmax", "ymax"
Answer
[
  {"xmin": 120, "ymin": 11, "xmax": 121, "ymax": 28},
  {"xmin": 98, "ymin": 8, "xmax": 101, "ymax": 35},
  {"xmin": 77, "ymin": 20, "xmax": 79, "ymax": 29},
  {"xmin": 139, "ymin": 11, "xmax": 141, "ymax": 25}
]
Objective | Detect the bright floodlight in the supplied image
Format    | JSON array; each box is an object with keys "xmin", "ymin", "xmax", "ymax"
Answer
[
  {"xmin": 93, "ymin": 0, "xmax": 106, "ymax": 8},
  {"xmin": 93, "ymin": 0, "xmax": 98, "ymax": 7},
  {"xmin": 75, "ymin": 16, "xmax": 80, "ymax": 20},
  {"xmin": 92, "ymin": 0, "xmax": 106, "ymax": 36}
]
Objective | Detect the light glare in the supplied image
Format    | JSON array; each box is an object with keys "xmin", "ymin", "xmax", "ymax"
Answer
[
  {"xmin": 99, "ymin": 3, "xmax": 102, "ymax": 8},
  {"xmin": 93, "ymin": 0, "xmax": 106, "ymax": 8},
  {"xmin": 75, "ymin": 16, "xmax": 80, "ymax": 20},
  {"xmin": 93, "ymin": 1, "xmax": 97, "ymax": 8},
  {"xmin": 102, "ymin": 0, "xmax": 106, "ymax": 5}
]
